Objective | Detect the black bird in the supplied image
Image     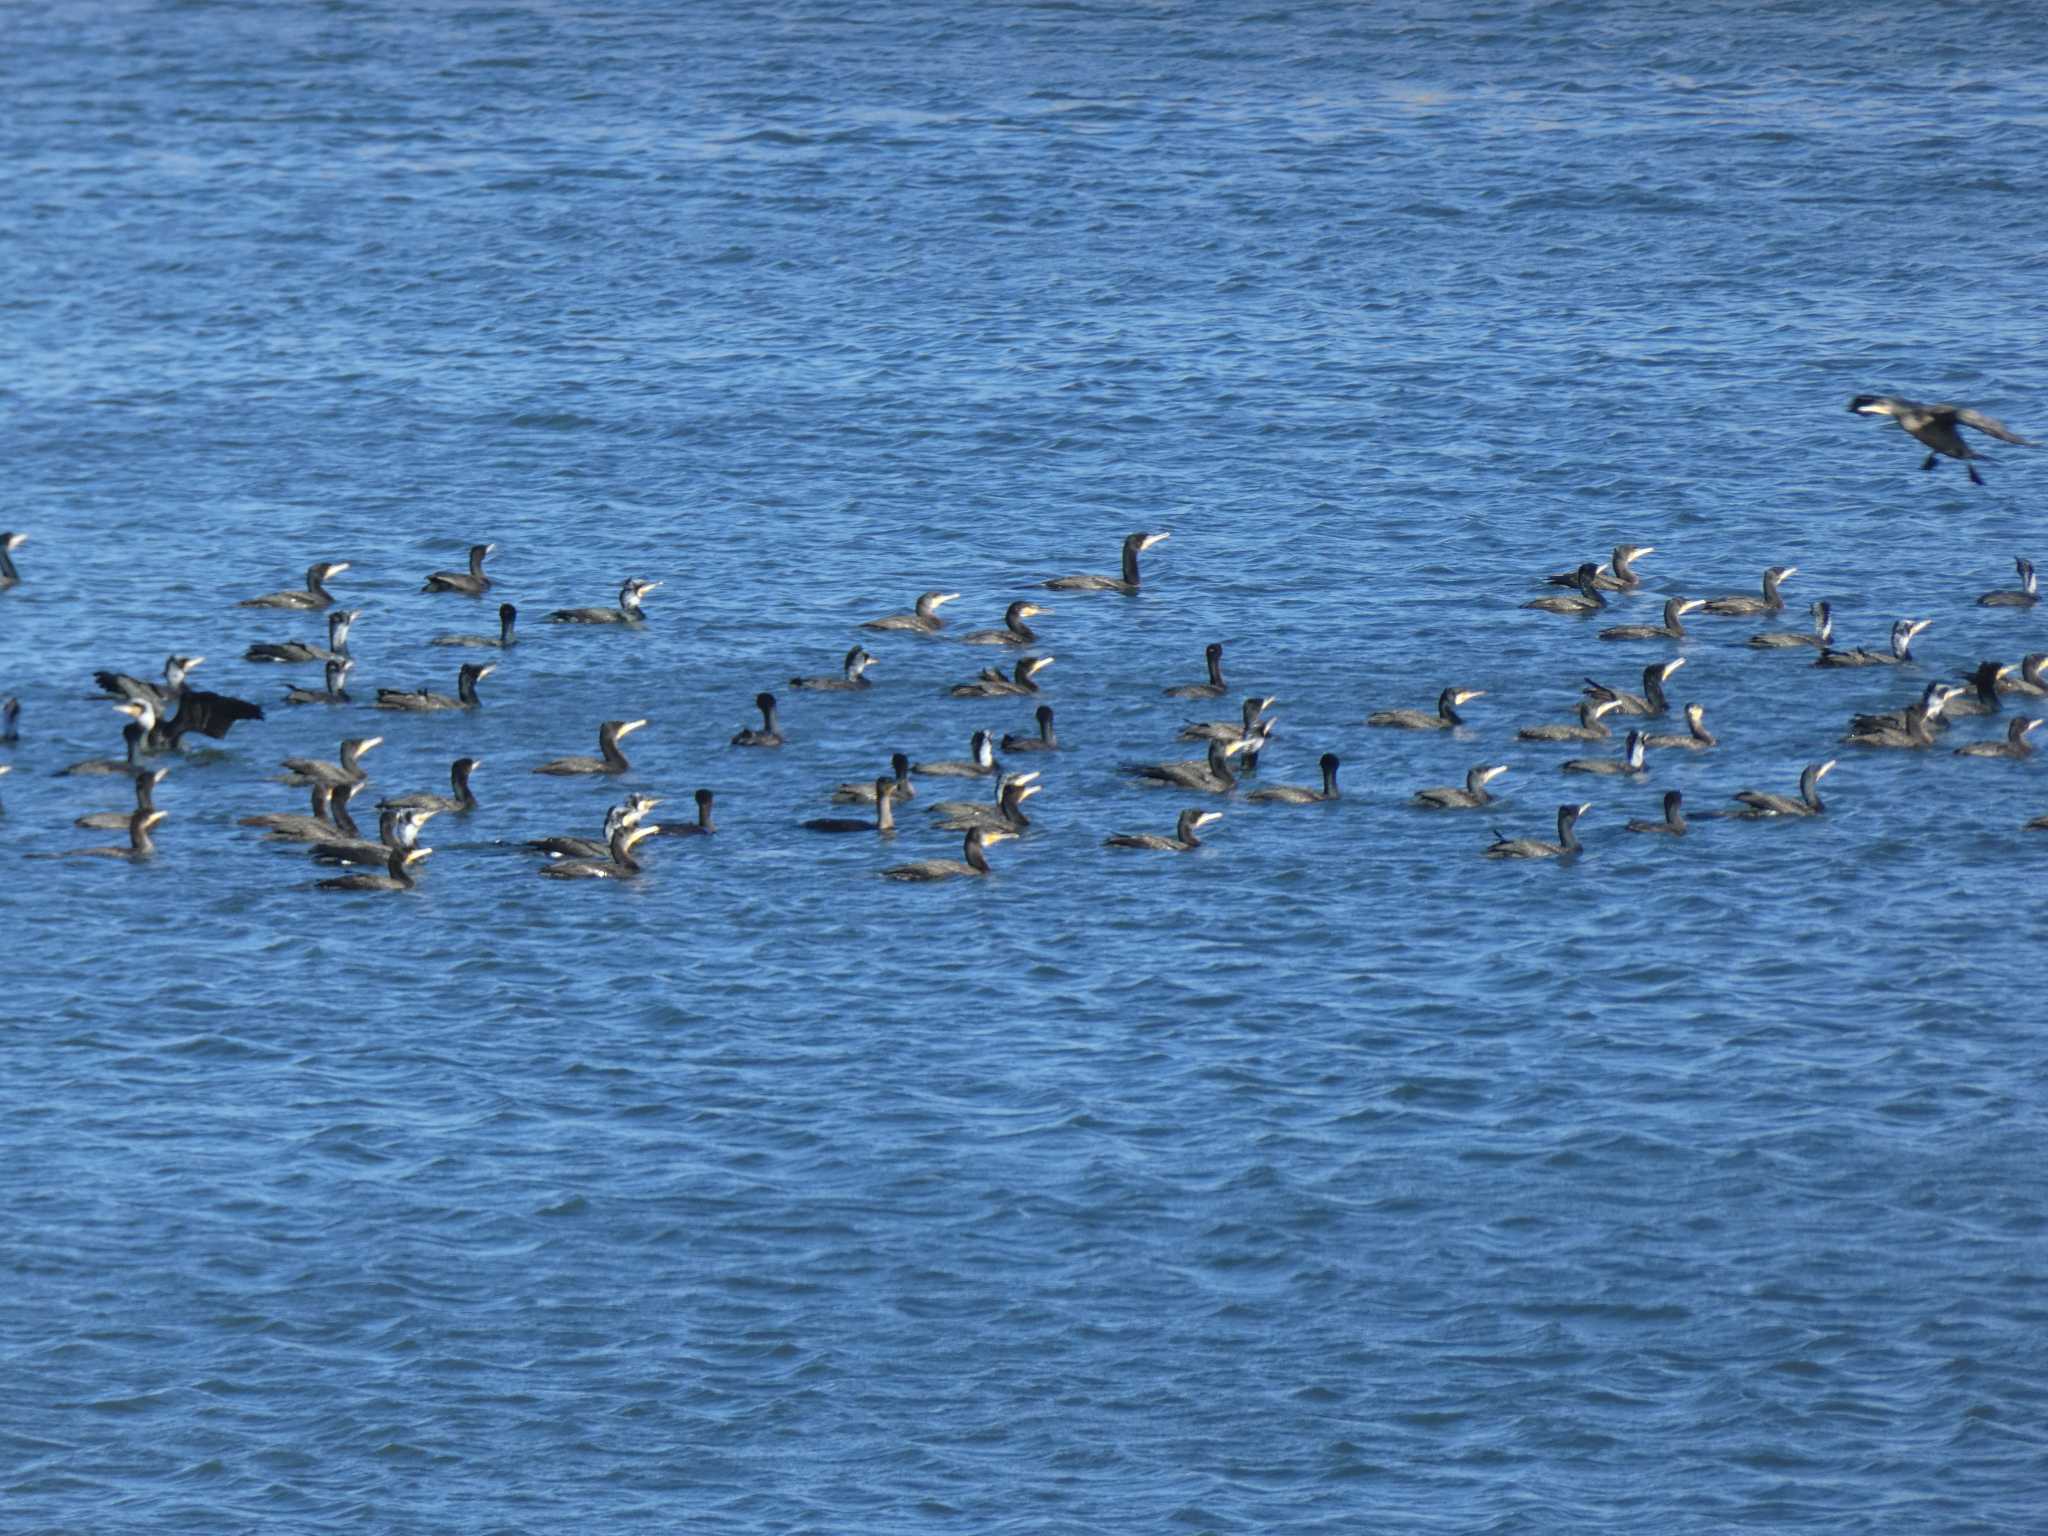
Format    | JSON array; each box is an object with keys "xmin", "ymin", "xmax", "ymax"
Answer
[
  {"xmin": 284, "ymin": 659, "xmax": 355, "ymax": 705},
  {"xmin": 1523, "ymin": 564, "xmax": 1606, "ymax": 615},
  {"xmin": 1626, "ymin": 790, "xmax": 1688, "ymax": 836},
  {"xmin": 539, "ymin": 825, "xmax": 660, "ymax": 880},
  {"xmin": 1542, "ymin": 544, "xmax": 1656, "ymax": 592},
  {"xmin": 862, "ymin": 590, "xmax": 961, "ymax": 633},
  {"xmin": 1750, "ymin": 600, "xmax": 1833, "ymax": 650},
  {"xmin": 283, "ymin": 734, "xmax": 382, "ymax": 787},
  {"xmin": 380, "ymin": 758, "xmax": 484, "ymax": 815},
  {"xmin": 432, "ymin": 602, "xmax": 519, "ymax": 648},
  {"xmin": 1413, "ymin": 764, "xmax": 1509, "ymax": 810},
  {"xmin": 1183, "ymin": 694, "xmax": 1279, "ymax": 744},
  {"xmin": 76, "ymin": 767, "xmax": 171, "ymax": 832},
  {"xmin": 1001, "ymin": 705, "xmax": 1059, "ymax": 753},
  {"xmin": 1163, "ymin": 643, "xmax": 1228, "ymax": 699},
  {"xmin": 790, "ymin": 647, "xmax": 877, "ymax": 691},
  {"xmin": 1978, "ymin": 558, "xmax": 2038, "ymax": 608},
  {"xmin": 317, "ymin": 844, "xmax": 432, "ymax": 892},
  {"xmin": 240, "ymin": 561, "xmax": 350, "ymax": 610},
  {"xmin": 731, "ymin": 693, "xmax": 784, "ymax": 747},
  {"xmin": 549, "ymin": 579, "xmax": 661, "ymax": 625},
  {"xmin": 95, "ymin": 654, "xmax": 205, "ymax": 713},
  {"xmin": 833, "ymin": 752, "xmax": 917, "ymax": 803},
  {"xmin": 1848, "ymin": 395, "xmax": 2038, "ymax": 485},
  {"xmin": 1728, "ymin": 761, "xmax": 1834, "ymax": 817},
  {"xmin": 653, "ymin": 788, "xmax": 717, "ymax": 838},
  {"xmin": 145, "ymin": 689, "xmax": 265, "ymax": 753},
  {"xmin": 422, "ymin": 542, "xmax": 495, "ymax": 595},
  {"xmin": 1956, "ymin": 717, "xmax": 2043, "ymax": 760},
  {"xmin": 31, "ymin": 807, "xmax": 168, "ymax": 861},
  {"xmin": 949, "ymin": 656, "xmax": 1054, "ymax": 698},
  {"xmin": 961, "ymin": 601, "xmax": 1051, "ymax": 647},
  {"xmin": 1816, "ymin": 618, "xmax": 1931, "ymax": 669},
  {"xmin": 1582, "ymin": 659, "xmax": 1683, "ymax": 717},
  {"xmin": 1105, "ymin": 808, "xmax": 1222, "ymax": 851},
  {"xmin": 1245, "ymin": 753, "xmax": 1340, "ymax": 804},
  {"xmin": 536, "ymin": 719, "xmax": 647, "ymax": 775},
  {"xmin": 1044, "ymin": 531, "xmax": 1170, "ymax": 595},
  {"xmin": 1599, "ymin": 597, "xmax": 1704, "ymax": 642},
  {"xmin": 1123, "ymin": 737, "xmax": 1249, "ymax": 794},
  {"xmin": 376, "ymin": 662, "xmax": 495, "ymax": 712},
  {"xmin": 0, "ymin": 531, "xmax": 26, "ymax": 588},
  {"xmin": 881, "ymin": 827, "xmax": 1016, "ymax": 880},
  {"xmin": 247, "ymin": 607, "xmax": 359, "ymax": 664},
  {"xmin": 802, "ymin": 781, "xmax": 898, "ymax": 835},
  {"xmin": 1701, "ymin": 565, "xmax": 1796, "ymax": 617},
  {"xmin": 1485, "ymin": 803, "xmax": 1590, "ymax": 859},
  {"xmin": 1369, "ymin": 687, "xmax": 1484, "ymax": 730},
  {"xmin": 1641, "ymin": 703, "xmax": 1716, "ymax": 751}
]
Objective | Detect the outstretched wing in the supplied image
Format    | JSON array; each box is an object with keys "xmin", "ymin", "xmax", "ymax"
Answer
[
  {"xmin": 1950, "ymin": 407, "xmax": 2039, "ymax": 446},
  {"xmin": 171, "ymin": 690, "xmax": 265, "ymax": 740}
]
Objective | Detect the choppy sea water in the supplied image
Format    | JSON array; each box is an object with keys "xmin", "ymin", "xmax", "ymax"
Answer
[{"xmin": 4, "ymin": 2, "xmax": 2047, "ymax": 1529}]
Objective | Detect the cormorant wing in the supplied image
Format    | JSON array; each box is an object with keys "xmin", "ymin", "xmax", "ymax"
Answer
[
  {"xmin": 1950, "ymin": 407, "xmax": 2039, "ymax": 446},
  {"xmin": 171, "ymin": 690, "xmax": 266, "ymax": 740}
]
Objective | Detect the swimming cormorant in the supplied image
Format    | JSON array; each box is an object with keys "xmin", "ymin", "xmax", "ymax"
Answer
[
  {"xmin": 1701, "ymin": 565, "xmax": 1796, "ymax": 617},
  {"xmin": 34, "ymin": 807, "xmax": 168, "ymax": 861},
  {"xmin": 654, "ymin": 788, "xmax": 717, "ymax": 837},
  {"xmin": 1045, "ymin": 531, "xmax": 1169, "ymax": 595},
  {"xmin": 539, "ymin": 824, "xmax": 660, "ymax": 880},
  {"xmin": 934, "ymin": 777, "xmax": 1042, "ymax": 833},
  {"xmin": 961, "ymin": 601, "xmax": 1051, "ymax": 647},
  {"xmin": 882, "ymin": 826, "xmax": 1015, "ymax": 880},
  {"xmin": 1368, "ymin": 687, "xmax": 1484, "ymax": 730},
  {"xmin": 1956, "ymin": 717, "xmax": 2042, "ymax": 759},
  {"xmin": 1, "ymin": 695, "xmax": 16, "ymax": 744},
  {"xmin": 317, "ymin": 844, "xmax": 432, "ymax": 892},
  {"xmin": 1750, "ymin": 600, "xmax": 1833, "ymax": 650},
  {"xmin": 240, "ymin": 561, "xmax": 350, "ymax": 610},
  {"xmin": 1641, "ymin": 703, "xmax": 1716, "ymax": 751},
  {"xmin": 1599, "ymin": 597, "xmax": 1705, "ymax": 642},
  {"xmin": 284, "ymin": 659, "xmax": 354, "ymax": 705},
  {"xmin": 863, "ymin": 591, "xmax": 960, "ymax": 633},
  {"xmin": 1413, "ymin": 764, "xmax": 1509, "ymax": 809},
  {"xmin": 1816, "ymin": 618, "xmax": 1932, "ymax": 669},
  {"xmin": 1626, "ymin": 790, "xmax": 1687, "ymax": 836},
  {"xmin": 1002, "ymin": 705, "xmax": 1059, "ymax": 753},
  {"xmin": 422, "ymin": 543, "xmax": 495, "ymax": 595},
  {"xmin": 1484, "ymin": 803, "xmax": 1590, "ymax": 859},
  {"xmin": 1848, "ymin": 395, "xmax": 2039, "ymax": 485},
  {"xmin": 1564, "ymin": 731, "xmax": 1647, "ymax": 776},
  {"xmin": 1845, "ymin": 683, "xmax": 1961, "ymax": 749},
  {"xmin": 247, "ymin": 608, "xmax": 359, "ymax": 665},
  {"xmin": 790, "ymin": 647, "xmax": 877, "ymax": 690},
  {"xmin": 802, "ymin": 781, "xmax": 897, "ymax": 834},
  {"xmin": 1182, "ymin": 694, "xmax": 1279, "ymax": 743},
  {"xmin": 376, "ymin": 661, "xmax": 495, "ymax": 712},
  {"xmin": 1939, "ymin": 661, "xmax": 2013, "ymax": 720},
  {"xmin": 913, "ymin": 732, "xmax": 997, "ymax": 778},
  {"xmin": 1164, "ymin": 643, "xmax": 1228, "ymax": 699},
  {"xmin": 1582, "ymin": 659, "xmax": 1684, "ymax": 717},
  {"xmin": 528, "ymin": 795, "xmax": 660, "ymax": 859},
  {"xmin": 379, "ymin": 757, "xmax": 483, "ymax": 815},
  {"xmin": 1105, "ymin": 808, "xmax": 1221, "ymax": 851},
  {"xmin": 1517, "ymin": 699, "xmax": 1622, "ymax": 742},
  {"xmin": 58, "ymin": 702, "xmax": 151, "ymax": 777},
  {"xmin": 1122, "ymin": 737, "xmax": 1249, "ymax": 793},
  {"xmin": 283, "ymin": 735, "xmax": 382, "ymax": 788},
  {"xmin": 949, "ymin": 656, "xmax": 1054, "ymax": 698},
  {"xmin": 926, "ymin": 771, "xmax": 1040, "ymax": 822},
  {"xmin": 833, "ymin": 752, "xmax": 917, "ymax": 802},
  {"xmin": 1523, "ymin": 564, "xmax": 1607, "ymax": 615},
  {"xmin": 535, "ymin": 719, "xmax": 646, "ymax": 775},
  {"xmin": 548, "ymin": 578, "xmax": 662, "ymax": 625},
  {"xmin": 1542, "ymin": 544, "xmax": 1656, "ymax": 592},
  {"xmin": 1999, "ymin": 654, "xmax": 2048, "ymax": 696},
  {"xmin": 307, "ymin": 806, "xmax": 438, "ymax": 867},
  {"xmin": 76, "ymin": 767, "xmax": 171, "ymax": 832},
  {"xmin": 432, "ymin": 601, "xmax": 519, "ymax": 649},
  {"xmin": 1978, "ymin": 558, "xmax": 2038, "ymax": 608},
  {"xmin": 1245, "ymin": 753, "xmax": 1340, "ymax": 804},
  {"xmin": 1729, "ymin": 760, "xmax": 1834, "ymax": 816},
  {"xmin": 731, "ymin": 693, "xmax": 784, "ymax": 747}
]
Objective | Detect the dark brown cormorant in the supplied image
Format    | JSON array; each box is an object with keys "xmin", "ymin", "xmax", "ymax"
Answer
[
  {"xmin": 33, "ymin": 807, "xmax": 168, "ymax": 861},
  {"xmin": 540, "ymin": 824, "xmax": 659, "ymax": 880},
  {"xmin": 1164, "ymin": 643, "xmax": 1228, "ymax": 699},
  {"xmin": 240, "ymin": 561, "xmax": 350, "ymax": 610},
  {"xmin": 529, "ymin": 795, "xmax": 660, "ymax": 859},
  {"xmin": 0, "ymin": 531, "xmax": 25, "ymax": 588},
  {"xmin": 1848, "ymin": 395, "xmax": 2038, "ymax": 484},
  {"xmin": 1181, "ymin": 694, "xmax": 1278, "ymax": 744},
  {"xmin": 961, "ymin": 601, "xmax": 1051, "ymax": 646},
  {"xmin": 432, "ymin": 601, "xmax": 519, "ymax": 649},
  {"xmin": 241, "ymin": 782, "xmax": 357, "ymax": 842},
  {"xmin": 863, "ymin": 590, "xmax": 960, "ymax": 633},
  {"xmin": 1523, "ymin": 564, "xmax": 1607, "ymax": 615},
  {"xmin": 1245, "ymin": 753, "xmax": 1340, "ymax": 804},
  {"xmin": 949, "ymin": 656, "xmax": 1054, "ymax": 698},
  {"xmin": 59, "ymin": 702, "xmax": 151, "ymax": 777},
  {"xmin": 1517, "ymin": 699, "xmax": 1622, "ymax": 742},
  {"xmin": 913, "ymin": 732, "xmax": 997, "ymax": 778},
  {"xmin": 247, "ymin": 607, "xmax": 359, "ymax": 664},
  {"xmin": 1106, "ymin": 808, "xmax": 1221, "ymax": 851},
  {"xmin": 1701, "ymin": 565, "xmax": 1796, "ymax": 617},
  {"xmin": 790, "ymin": 647, "xmax": 877, "ymax": 690},
  {"xmin": 1845, "ymin": 683, "xmax": 1961, "ymax": 749},
  {"xmin": 1002, "ymin": 706, "xmax": 1059, "ymax": 753},
  {"xmin": 1641, "ymin": 703, "xmax": 1716, "ymax": 751},
  {"xmin": 1582, "ymin": 660, "xmax": 1684, "ymax": 717},
  {"xmin": 654, "ymin": 788, "xmax": 717, "ymax": 837},
  {"xmin": 376, "ymin": 662, "xmax": 495, "ymax": 712},
  {"xmin": 549, "ymin": 578, "xmax": 662, "ymax": 625},
  {"xmin": 1045, "ymin": 531, "xmax": 1169, "ymax": 594},
  {"xmin": 284, "ymin": 659, "xmax": 355, "ymax": 706},
  {"xmin": 1750, "ymin": 600, "xmax": 1833, "ymax": 650},
  {"xmin": 1368, "ymin": 687, "xmax": 1484, "ymax": 730},
  {"xmin": 284, "ymin": 734, "xmax": 382, "ymax": 787},
  {"xmin": 1939, "ymin": 661, "xmax": 2013, "ymax": 720},
  {"xmin": 1999, "ymin": 654, "xmax": 2048, "ymax": 696},
  {"xmin": 731, "ymin": 693, "xmax": 784, "ymax": 747},
  {"xmin": 1816, "ymin": 618, "xmax": 1932, "ymax": 669},
  {"xmin": 1626, "ymin": 790, "xmax": 1687, "ymax": 835},
  {"xmin": 1956, "ymin": 717, "xmax": 2042, "ymax": 759},
  {"xmin": 802, "ymin": 781, "xmax": 897, "ymax": 834},
  {"xmin": 834, "ymin": 753, "xmax": 917, "ymax": 803},
  {"xmin": 1484, "ymin": 803, "xmax": 1590, "ymax": 859},
  {"xmin": 423, "ymin": 542, "xmax": 495, "ymax": 595},
  {"xmin": 926, "ymin": 771, "xmax": 1039, "ymax": 821},
  {"xmin": 317, "ymin": 844, "xmax": 432, "ymax": 892},
  {"xmin": 380, "ymin": 757, "xmax": 483, "ymax": 815},
  {"xmin": 1729, "ymin": 760, "xmax": 1834, "ymax": 816},
  {"xmin": 1414, "ymin": 764, "xmax": 1509, "ymax": 809},
  {"xmin": 76, "ymin": 767, "xmax": 171, "ymax": 831},
  {"xmin": 1978, "ymin": 558, "xmax": 2038, "ymax": 608},
  {"xmin": 882, "ymin": 826, "xmax": 1015, "ymax": 880},
  {"xmin": 536, "ymin": 719, "xmax": 647, "ymax": 775},
  {"xmin": 1543, "ymin": 544, "xmax": 1656, "ymax": 592},
  {"xmin": 1599, "ymin": 597, "xmax": 1704, "ymax": 642},
  {"xmin": 934, "ymin": 777, "xmax": 1042, "ymax": 833},
  {"xmin": 308, "ymin": 807, "xmax": 438, "ymax": 867},
  {"xmin": 145, "ymin": 687, "xmax": 264, "ymax": 753},
  {"xmin": 1123, "ymin": 737, "xmax": 1249, "ymax": 793},
  {"xmin": 1563, "ymin": 731, "xmax": 1647, "ymax": 776}
]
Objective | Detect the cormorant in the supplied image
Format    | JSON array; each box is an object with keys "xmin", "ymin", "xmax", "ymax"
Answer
[
  {"xmin": 1523, "ymin": 564, "xmax": 1607, "ymax": 615},
  {"xmin": 654, "ymin": 788, "xmax": 717, "ymax": 837},
  {"xmin": 934, "ymin": 777, "xmax": 1042, "ymax": 833},
  {"xmin": 376, "ymin": 662, "xmax": 495, "ymax": 712},
  {"xmin": 1701, "ymin": 565, "xmax": 1796, "ymax": 617},
  {"xmin": 240, "ymin": 561, "xmax": 350, "ymax": 610},
  {"xmin": 1122, "ymin": 737, "xmax": 1249, "ymax": 793},
  {"xmin": 1582, "ymin": 659, "xmax": 1684, "ymax": 717},
  {"xmin": 1368, "ymin": 687, "xmax": 1484, "ymax": 730},
  {"xmin": 1245, "ymin": 753, "xmax": 1340, "ymax": 804},
  {"xmin": 926, "ymin": 771, "xmax": 1040, "ymax": 821},
  {"xmin": 1163, "ymin": 643, "xmax": 1228, "ymax": 699},
  {"xmin": 802, "ymin": 781, "xmax": 897, "ymax": 834},
  {"xmin": 961, "ymin": 601, "xmax": 1051, "ymax": 646},
  {"xmin": 58, "ymin": 702, "xmax": 150, "ymax": 776},
  {"xmin": 949, "ymin": 656, "xmax": 1054, "ymax": 698},
  {"xmin": 145, "ymin": 687, "xmax": 264, "ymax": 753},
  {"xmin": 1845, "ymin": 683, "xmax": 1961, "ymax": 749},
  {"xmin": 536, "ymin": 719, "xmax": 647, "ymax": 775},
  {"xmin": 317, "ymin": 844, "xmax": 432, "ymax": 892},
  {"xmin": 1848, "ymin": 395, "xmax": 2039, "ymax": 484},
  {"xmin": 1729, "ymin": 760, "xmax": 1834, "ymax": 816},
  {"xmin": 1641, "ymin": 703, "xmax": 1716, "ymax": 751},
  {"xmin": 1182, "ymin": 694, "xmax": 1278, "ymax": 743},
  {"xmin": 539, "ymin": 824, "xmax": 660, "ymax": 880},
  {"xmin": 862, "ymin": 591, "xmax": 960, "ymax": 633},
  {"xmin": 1484, "ymin": 803, "xmax": 1590, "ymax": 859},
  {"xmin": 1626, "ymin": 790, "xmax": 1687, "ymax": 835},
  {"xmin": 913, "ymin": 732, "xmax": 997, "ymax": 778},
  {"xmin": 379, "ymin": 757, "xmax": 483, "ymax": 815},
  {"xmin": 1940, "ymin": 661, "xmax": 2013, "ymax": 719},
  {"xmin": 1978, "ymin": 558, "xmax": 2038, "ymax": 608},
  {"xmin": 308, "ymin": 807, "xmax": 438, "ymax": 867},
  {"xmin": 432, "ymin": 602, "xmax": 519, "ymax": 649},
  {"xmin": 283, "ymin": 735, "xmax": 382, "ymax": 787},
  {"xmin": 240, "ymin": 782, "xmax": 357, "ymax": 842},
  {"xmin": 0, "ymin": 531, "xmax": 25, "ymax": 588},
  {"xmin": 1413, "ymin": 764, "xmax": 1509, "ymax": 809},
  {"xmin": 1816, "ymin": 618, "xmax": 1932, "ymax": 668},
  {"xmin": 1563, "ymin": 730, "xmax": 1647, "ymax": 776},
  {"xmin": 833, "ymin": 752, "xmax": 917, "ymax": 803},
  {"xmin": 1002, "ymin": 705, "xmax": 1059, "ymax": 752},
  {"xmin": 790, "ymin": 647, "xmax": 877, "ymax": 690},
  {"xmin": 0, "ymin": 695, "xmax": 16, "ymax": 744},
  {"xmin": 33, "ymin": 807, "xmax": 167, "ymax": 861},
  {"xmin": 548, "ymin": 578, "xmax": 662, "ymax": 624},
  {"xmin": 77, "ymin": 767, "xmax": 170, "ymax": 831},
  {"xmin": 881, "ymin": 826, "xmax": 1015, "ymax": 880},
  {"xmin": 422, "ymin": 542, "xmax": 495, "ymax": 595},
  {"xmin": 1045, "ymin": 531, "xmax": 1169, "ymax": 594},
  {"xmin": 1750, "ymin": 600, "xmax": 1833, "ymax": 650},
  {"xmin": 1999, "ymin": 654, "xmax": 2048, "ymax": 696},
  {"xmin": 284, "ymin": 659, "xmax": 354, "ymax": 705},
  {"xmin": 247, "ymin": 607, "xmax": 359, "ymax": 664},
  {"xmin": 1106, "ymin": 808, "xmax": 1221, "ymax": 851},
  {"xmin": 1517, "ymin": 699, "xmax": 1623, "ymax": 742},
  {"xmin": 1542, "ymin": 544, "xmax": 1656, "ymax": 592},
  {"xmin": 731, "ymin": 693, "xmax": 784, "ymax": 747},
  {"xmin": 1956, "ymin": 717, "xmax": 2042, "ymax": 759},
  {"xmin": 1599, "ymin": 597, "xmax": 1705, "ymax": 642},
  {"xmin": 528, "ymin": 795, "xmax": 660, "ymax": 859},
  {"xmin": 95, "ymin": 655, "xmax": 204, "ymax": 713}
]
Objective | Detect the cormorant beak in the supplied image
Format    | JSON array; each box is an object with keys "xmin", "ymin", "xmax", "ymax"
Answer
[
  {"xmin": 619, "ymin": 719, "xmax": 649, "ymax": 736},
  {"xmin": 1591, "ymin": 700, "xmax": 1623, "ymax": 719},
  {"xmin": 407, "ymin": 847, "xmax": 433, "ymax": 863},
  {"xmin": 935, "ymin": 593, "xmax": 961, "ymax": 606},
  {"xmin": 1221, "ymin": 737, "xmax": 1254, "ymax": 756},
  {"xmin": 1195, "ymin": 812, "xmax": 1223, "ymax": 829},
  {"xmin": 1016, "ymin": 784, "xmax": 1044, "ymax": 801},
  {"xmin": 1815, "ymin": 761, "xmax": 1837, "ymax": 779},
  {"xmin": 1780, "ymin": 566, "xmax": 1798, "ymax": 579},
  {"xmin": 143, "ymin": 811, "xmax": 169, "ymax": 828},
  {"xmin": 1456, "ymin": 689, "xmax": 1486, "ymax": 703},
  {"xmin": 1482, "ymin": 765, "xmax": 1509, "ymax": 783},
  {"xmin": 1140, "ymin": 532, "xmax": 1171, "ymax": 549},
  {"xmin": 1675, "ymin": 600, "xmax": 1706, "ymax": 615},
  {"xmin": 328, "ymin": 562, "xmax": 352, "ymax": 575},
  {"xmin": 1662, "ymin": 659, "xmax": 1687, "ymax": 676},
  {"xmin": 185, "ymin": 656, "xmax": 207, "ymax": 669},
  {"xmin": 982, "ymin": 829, "xmax": 1018, "ymax": 845},
  {"xmin": 360, "ymin": 736, "xmax": 385, "ymax": 752},
  {"xmin": 1011, "ymin": 771, "xmax": 1041, "ymax": 787}
]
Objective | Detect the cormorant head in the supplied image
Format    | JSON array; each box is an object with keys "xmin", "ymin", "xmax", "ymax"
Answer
[
  {"xmin": 695, "ymin": 788, "xmax": 714, "ymax": 807},
  {"xmin": 610, "ymin": 718, "xmax": 650, "ymax": 740},
  {"xmin": 1020, "ymin": 656, "xmax": 1055, "ymax": 680},
  {"xmin": 1130, "ymin": 531, "xmax": 1171, "ymax": 552},
  {"xmin": 1319, "ymin": 753, "xmax": 1340, "ymax": 772},
  {"xmin": 1848, "ymin": 394, "xmax": 1895, "ymax": 416},
  {"xmin": 1656, "ymin": 658, "xmax": 1687, "ymax": 681},
  {"xmin": 890, "ymin": 751, "xmax": 911, "ymax": 777},
  {"xmin": 1623, "ymin": 731, "xmax": 1645, "ymax": 766},
  {"xmin": 1035, "ymin": 705, "xmax": 1054, "ymax": 724}
]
